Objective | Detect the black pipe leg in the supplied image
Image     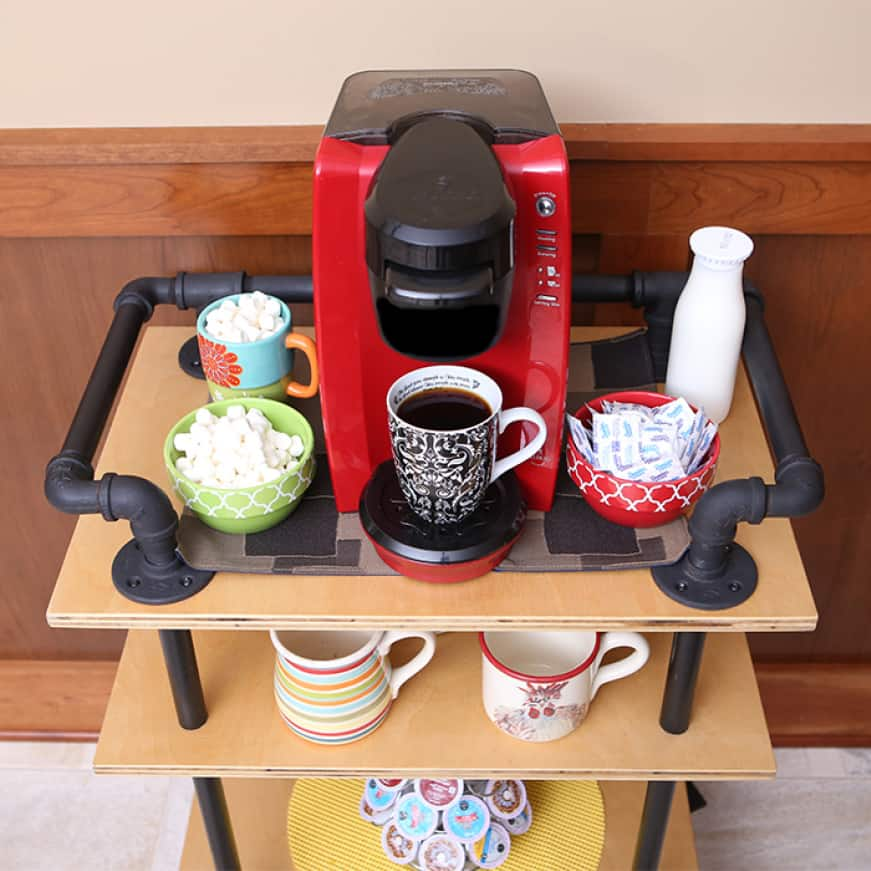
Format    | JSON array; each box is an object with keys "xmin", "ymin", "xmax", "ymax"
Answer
[
  {"xmin": 194, "ymin": 778, "xmax": 241, "ymax": 871},
  {"xmin": 660, "ymin": 633, "xmax": 707, "ymax": 735},
  {"xmin": 159, "ymin": 629, "xmax": 208, "ymax": 730},
  {"xmin": 633, "ymin": 781, "xmax": 676, "ymax": 871}
]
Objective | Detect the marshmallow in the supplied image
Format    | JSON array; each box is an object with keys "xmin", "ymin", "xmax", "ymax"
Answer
[
  {"xmin": 203, "ymin": 293, "xmax": 286, "ymax": 345},
  {"xmin": 195, "ymin": 408, "xmax": 216, "ymax": 427},
  {"xmin": 174, "ymin": 403, "xmax": 307, "ymax": 489}
]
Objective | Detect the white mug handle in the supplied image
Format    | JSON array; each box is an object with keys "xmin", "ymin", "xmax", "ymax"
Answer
[
  {"xmin": 590, "ymin": 632, "xmax": 650, "ymax": 700},
  {"xmin": 490, "ymin": 407, "xmax": 548, "ymax": 484},
  {"xmin": 378, "ymin": 630, "xmax": 437, "ymax": 699}
]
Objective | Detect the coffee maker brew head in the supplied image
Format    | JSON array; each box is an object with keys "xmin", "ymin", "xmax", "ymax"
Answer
[{"xmin": 364, "ymin": 116, "xmax": 516, "ymax": 361}]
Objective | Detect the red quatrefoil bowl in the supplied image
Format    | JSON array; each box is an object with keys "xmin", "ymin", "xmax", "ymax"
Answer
[{"xmin": 566, "ymin": 390, "xmax": 720, "ymax": 528}]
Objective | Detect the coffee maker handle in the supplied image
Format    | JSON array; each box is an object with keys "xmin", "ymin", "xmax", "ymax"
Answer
[{"xmin": 490, "ymin": 408, "xmax": 547, "ymax": 484}]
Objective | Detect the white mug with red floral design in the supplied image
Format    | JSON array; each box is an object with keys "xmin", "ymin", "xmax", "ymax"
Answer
[{"xmin": 479, "ymin": 630, "xmax": 649, "ymax": 743}]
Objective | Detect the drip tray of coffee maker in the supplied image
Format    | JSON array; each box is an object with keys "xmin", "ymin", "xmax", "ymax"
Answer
[{"xmin": 359, "ymin": 462, "xmax": 527, "ymax": 583}]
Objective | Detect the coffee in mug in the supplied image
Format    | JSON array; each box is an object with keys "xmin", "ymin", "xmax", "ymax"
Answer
[{"xmin": 387, "ymin": 366, "xmax": 547, "ymax": 525}]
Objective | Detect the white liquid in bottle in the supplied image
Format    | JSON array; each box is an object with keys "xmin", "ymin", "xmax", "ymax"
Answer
[{"xmin": 665, "ymin": 227, "xmax": 754, "ymax": 423}]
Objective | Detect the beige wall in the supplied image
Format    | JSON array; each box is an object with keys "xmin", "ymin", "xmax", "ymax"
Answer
[{"xmin": 2, "ymin": 0, "xmax": 869, "ymax": 127}]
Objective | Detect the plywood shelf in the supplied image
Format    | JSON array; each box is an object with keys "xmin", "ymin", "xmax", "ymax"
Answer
[
  {"xmin": 180, "ymin": 778, "xmax": 698, "ymax": 870},
  {"xmin": 95, "ymin": 630, "xmax": 773, "ymax": 780},
  {"xmin": 48, "ymin": 326, "xmax": 816, "ymax": 633}
]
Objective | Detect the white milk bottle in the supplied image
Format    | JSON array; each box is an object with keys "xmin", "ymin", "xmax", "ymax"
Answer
[{"xmin": 665, "ymin": 226, "xmax": 754, "ymax": 423}]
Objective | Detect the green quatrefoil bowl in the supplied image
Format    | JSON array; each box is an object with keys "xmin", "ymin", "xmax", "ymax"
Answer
[{"xmin": 164, "ymin": 398, "xmax": 315, "ymax": 535}]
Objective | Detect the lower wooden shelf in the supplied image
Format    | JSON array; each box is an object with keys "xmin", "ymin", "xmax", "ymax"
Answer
[
  {"xmin": 181, "ymin": 779, "xmax": 698, "ymax": 870},
  {"xmin": 95, "ymin": 630, "xmax": 773, "ymax": 779}
]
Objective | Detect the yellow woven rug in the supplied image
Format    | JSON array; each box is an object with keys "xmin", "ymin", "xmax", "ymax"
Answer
[{"xmin": 288, "ymin": 779, "xmax": 605, "ymax": 870}]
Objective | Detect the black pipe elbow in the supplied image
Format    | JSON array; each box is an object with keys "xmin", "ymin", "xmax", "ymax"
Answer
[
  {"xmin": 688, "ymin": 477, "xmax": 768, "ymax": 546},
  {"xmin": 45, "ymin": 452, "xmax": 179, "ymax": 569},
  {"xmin": 767, "ymin": 455, "xmax": 824, "ymax": 518},
  {"xmin": 630, "ymin": 272, "xmax": 688, "ymax": 381},
  {"xmin": 45, "ymin": 452, "xmax": 99, "ymax": 515},
  {"xmin": 113, "ymin": 276, "xmax": 176, "ymax": 320},
  {"xmin": 98, "ymin": 474, "xmax": 180, "ymax": 568}
]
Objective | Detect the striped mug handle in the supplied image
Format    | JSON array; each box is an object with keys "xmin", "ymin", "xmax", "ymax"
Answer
[{"xmin": 378, "ymin": 630, "xmax": 437, "ymax": 699}]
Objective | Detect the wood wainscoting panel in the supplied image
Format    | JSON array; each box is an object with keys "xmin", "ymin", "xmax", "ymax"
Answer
[
  {"xmin": 1, "ymin": 124, "xmax": 869, "ymax": 671},
  {"xmin": 755, "ymin": 662, "xmax": 871, "ymax": 746},
  {"xmin": 0, "ymin": 236, "xmax": 311, "ymax": 660},
  {"xmin": 4, "ymin": 159, "xmax": 871, "ymax": 240},
  {"xmin": 745, "ymin": 236, "xmax": 871, "ymax": 661},
  {"xmin": 0, "ymin": 163, "xmax": 314, "ymax": 238}
]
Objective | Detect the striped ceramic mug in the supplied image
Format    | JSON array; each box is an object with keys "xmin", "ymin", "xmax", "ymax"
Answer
[{"xmin": 270, "ymin": 629, "xmax": 436, "ymax": 745}]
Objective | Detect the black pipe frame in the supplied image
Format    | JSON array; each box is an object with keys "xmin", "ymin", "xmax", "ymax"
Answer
[
  {"xmin": 44, "ymin": 269, "xmax": 824, "ymax": 871},
  {"xmin": 193, "ymin": 778, "xmax": 241, "ymax": 870}
]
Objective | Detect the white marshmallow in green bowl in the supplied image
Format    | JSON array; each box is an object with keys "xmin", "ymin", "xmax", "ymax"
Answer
[{"xmin": 164, "ymin": 398, "xmax": 315, "ymax": 534}]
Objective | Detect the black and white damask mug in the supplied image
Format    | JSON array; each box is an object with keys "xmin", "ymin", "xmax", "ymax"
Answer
[{"xmin": 386, "ymin": 366, "xmax": 547, "ymax": 524}]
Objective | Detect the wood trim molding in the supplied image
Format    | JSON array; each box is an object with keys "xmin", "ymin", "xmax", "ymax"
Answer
[
  {"xmin": 3, "ymin": 159, "xmax": 871, "ymax": 239},
  {"xmin": 0, "ymin": 659, "xmax": 116, "ymax": 741},
  {"xmin": 1, "ymin": 658, "xmax": 868, "ymax": 746},
  {"xmin": 3, "ymin": 124, "xmax": 871, "ymax": 238},
  {"xmin": 2, "ymin": 124, "xmax": 871, "ymax": 166}
]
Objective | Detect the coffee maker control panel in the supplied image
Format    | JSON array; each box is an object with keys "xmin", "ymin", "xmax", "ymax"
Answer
[{"xmin": 532, "ymin": 192, "xmax": 563, "ymax": 307}]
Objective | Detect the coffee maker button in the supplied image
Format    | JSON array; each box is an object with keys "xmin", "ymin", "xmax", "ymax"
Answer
[{"xmin": 535, "ymin": 195, "xmax": 557, "ymax": 217}]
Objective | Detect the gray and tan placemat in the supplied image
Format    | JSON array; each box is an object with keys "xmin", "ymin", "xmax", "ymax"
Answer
[{"xmin": 177, "ymin": 331, "xmax": 690, "ymax": 575}]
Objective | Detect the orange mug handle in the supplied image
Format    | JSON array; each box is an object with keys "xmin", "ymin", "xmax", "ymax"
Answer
[{"xmin": 284, "ymin": 333, "xmax": 319, "ymax": 399}]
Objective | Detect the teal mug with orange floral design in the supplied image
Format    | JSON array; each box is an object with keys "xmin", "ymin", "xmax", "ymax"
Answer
[{"xmin": 196, "ymin": 294, "xmax": 319, "ymax": 402}]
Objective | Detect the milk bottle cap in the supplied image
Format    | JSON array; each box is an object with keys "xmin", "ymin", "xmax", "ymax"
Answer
[{"xmin": 689, "ymin": 226, "xmax": 753, "ymax": 270}]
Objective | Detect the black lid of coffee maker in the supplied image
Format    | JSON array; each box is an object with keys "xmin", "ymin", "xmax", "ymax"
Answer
[
  {"xmin": 324, "ymin": 69, "xmax": 559, "ymax": 145},
  {"xmin": 360, "ymin": 461, "xmax": 526, "ymax": 565},
  {"xmin": 364, "ymin": 117, "xmax": 515, "ymax": 280}
]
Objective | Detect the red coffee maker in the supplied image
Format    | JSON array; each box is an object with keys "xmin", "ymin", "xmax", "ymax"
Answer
[{"xmin": 313, "ymin": 70, "xmax": 571, "ymax": 579}]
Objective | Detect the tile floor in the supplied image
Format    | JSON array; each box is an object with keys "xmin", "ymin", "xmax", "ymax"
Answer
[{"xmin": 0, "ymin": 744, "xmax": 869, "ymax": 869}]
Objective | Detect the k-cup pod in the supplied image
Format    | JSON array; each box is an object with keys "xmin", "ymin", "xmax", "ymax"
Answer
[
  {"xmin": 359, "ymin": 793, "xmax": 394, "ymax": 825},
  {"xmin": 443, "ymin": 795, "xmax": 491, "ymax": 844},
  {"xmin": 415, "ymin": 778, "xmax": 465, "ymax": 810},
  {"xmin": 394, "ymin": 792, "xmax": 439, "ymax": 841},
  {"xmin": 468, "ymin": 822, "xmax": 511, "ymax": 869},
  {"xmin": 418, "ymin": 833, "xmax": 466, "ymax": 871},
  {"xmin": 381, "ymin": 821, "xmax": 418, "ymax": 865},
  {"xmin": 365, "ymin": 777, "xmax": 402, "ymax": 813},
  {"xmin": 502, "ymin": 802, "xmax": 533, "ymax": 836},
  {"xmin": 379, "ymin": 778, "xmax": 409, "ymax": 791},
  {"xmin": 484, "ymin": 780, "xmax": 526, "ymax": 820}
]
